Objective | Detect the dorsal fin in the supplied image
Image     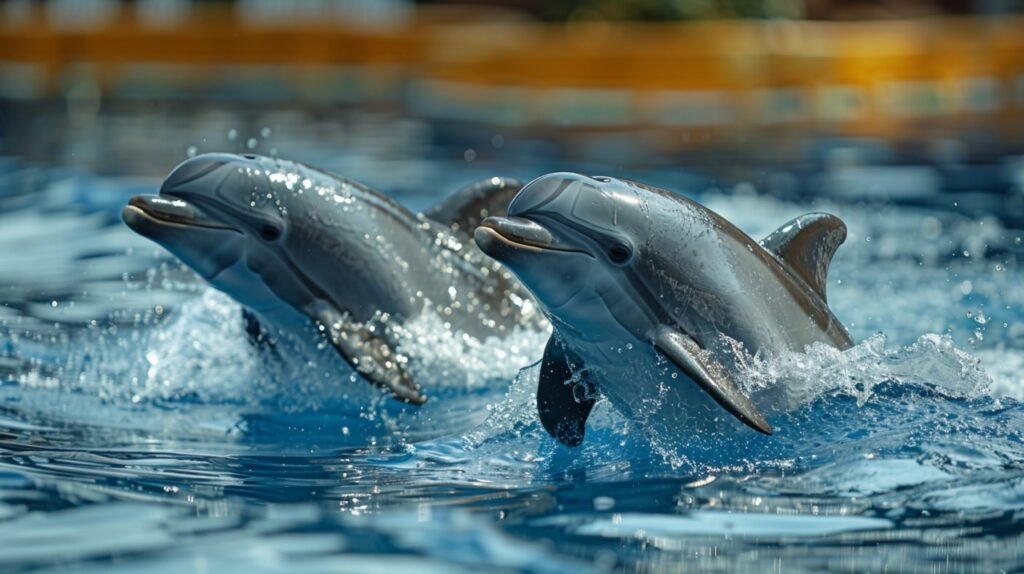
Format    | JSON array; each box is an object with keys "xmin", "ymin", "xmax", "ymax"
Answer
[
  {"xmin": 759, "ymin": 213, "xmax": 847, "ymax": 302},
  {"xmin": 422, "ymin": 177, "xmax": 524, "ymax": 233}
]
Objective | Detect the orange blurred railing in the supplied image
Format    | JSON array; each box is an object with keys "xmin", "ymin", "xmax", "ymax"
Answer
[{"xmin": 1, "ymin": 6, "xmax": 1023, "ymax": 143}]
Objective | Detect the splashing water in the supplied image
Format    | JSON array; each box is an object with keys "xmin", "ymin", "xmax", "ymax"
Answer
[
  {"xmin": 1, "ymin": 160, "xmax": 1024, "ymax": 572},
  {"xmin": 737, "ymin": 332, "xmax": 992, "ymax": 409}
]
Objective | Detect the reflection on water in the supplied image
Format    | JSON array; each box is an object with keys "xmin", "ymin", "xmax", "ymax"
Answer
[{"xmin": 1, "ymin": 143, "xmax": 1024, "ymax": 572}]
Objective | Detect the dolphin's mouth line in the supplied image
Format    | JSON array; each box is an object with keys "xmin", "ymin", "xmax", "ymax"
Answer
[
  {"xmin": 477, "ymin": 216, "xmax": 592, "ymax": 256},
  {"xmin": 126, "ymin": 195, "xmax": 239, "ymax": 232}
]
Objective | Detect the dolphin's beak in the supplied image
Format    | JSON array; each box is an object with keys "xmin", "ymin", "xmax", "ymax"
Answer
[
  {"xmin": 123, "ymin": 195, "xmax": 236, "ymax": 234},
  {"xmin": 477, "ymin": 217, "xmax": 552, "ymax": 248},
  {"xmin": 474, "ymin": 216, "xmax": 556, "ymax": 263},
  {"xmin": 475, "ymin": 216, "xmax": 591, "ymax": 262}
]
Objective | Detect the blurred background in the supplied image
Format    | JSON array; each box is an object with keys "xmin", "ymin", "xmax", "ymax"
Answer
[{"xmin": 2, "ymin": 0, "xmax": 1024, "ymax": 204}]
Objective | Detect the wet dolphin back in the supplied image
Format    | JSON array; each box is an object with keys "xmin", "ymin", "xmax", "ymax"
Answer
[
  {"xmin": 270, "ymin": 159, "xmax": 541, "ymax": 337},
  {"xmin": 635, "ymin": 185, "xmax": 851, "ymax": 356},
  {"xmin": 276, "ymin": 164, "xmax": 430, "ymax": 323}
]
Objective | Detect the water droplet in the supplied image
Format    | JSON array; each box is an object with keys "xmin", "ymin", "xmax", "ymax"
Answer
[
  {"xmin": 463, "ymin": 148, "xmax": 476, "ymax": 162},
  {"xmin": 260, "ymin": 127, "xmax": 272, "ymax": 138},
  {"xmin": 247, "ymin": 138, "xmax": 258, "ymax": 150},
  {"xmin": 185, "ymin": 145, "xmax": 197, "ymax": 158},
  {"xmin": 227, "ymin": 128, "xmax": 238, "ymax": 141}
]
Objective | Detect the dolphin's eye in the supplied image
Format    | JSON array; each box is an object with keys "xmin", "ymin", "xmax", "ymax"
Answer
[
  {"xmin": 608, "ymin": 243, "xmax": 632, "ymax": 264},
  {"xmin": 259, "ymin": 224, "xmax": 282, "ymax": 241}
]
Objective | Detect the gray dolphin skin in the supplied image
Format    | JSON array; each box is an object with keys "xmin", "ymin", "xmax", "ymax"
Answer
[
  {"xmin": 123, "ymin": 153, "xmax": 542, "ymax": 405},
  {"xmin": 474, "ymin": 172, "xmax": 853, "ymax": 447}
]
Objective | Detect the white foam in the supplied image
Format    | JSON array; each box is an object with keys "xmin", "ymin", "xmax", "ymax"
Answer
[
  {"xmin": 12, "ymin": 284, "xmax": 553, "ymax": 446},
  {"xmin": 132, "ymin": 289, "xmax": 260, "ymax": 404},
  {"xmin": 395, "ymin": 307, "xmax": 548, "ymax": 393},
  {"xmin": 462, "ymin": 361, "xmax": 544, "ymax": 447},
  {"xmin": 460, "ymin": 330, "xmax": 1001, "ymax": 471},
  {"xmin": 736, "ymin": 333, "xmax": 992, "ymax": 410}
]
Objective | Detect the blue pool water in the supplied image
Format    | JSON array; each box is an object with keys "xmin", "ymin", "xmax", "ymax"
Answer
[{"xmin": 1, "ymin": 149, "xmax": 1024, "ymax": 572}]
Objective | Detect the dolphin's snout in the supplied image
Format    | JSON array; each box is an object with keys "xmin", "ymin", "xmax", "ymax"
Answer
[
  {"xmin": 129, "ymin": 194, "xmax": 196, "ymax": 222},
  {"xmin": 474, "ymin": 222, "xmax": 535, "ymax": 262},
  {"xmin": 479, "ymin": 216, "xmax": 553, "ymax": 248},
  {"xmin": 475, "ymin": 216, "xmax": 593, "ymax": 263},
  {"xmin": 123, "ymin": 194, "xmax": 235, "ymax": 232}
]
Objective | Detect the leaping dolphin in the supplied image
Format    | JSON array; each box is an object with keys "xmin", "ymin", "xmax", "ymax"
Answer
[
  {"xmin": 474, "ymin": 173, "xmax": 853, "ymax": 447},
  {"xmin": 123, "ymin": 153, "xmax": 544, "ymax": 405}
]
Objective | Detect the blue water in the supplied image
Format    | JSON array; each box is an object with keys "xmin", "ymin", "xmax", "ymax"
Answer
[{"xmin": 2, "ymin": 149, "xmax": 1024, "ymax": 572}]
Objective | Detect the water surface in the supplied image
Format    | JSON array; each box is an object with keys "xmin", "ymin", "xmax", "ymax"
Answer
[{"xmin": 1, "ymin": 151, "xmax": 1023, "ymax": 572}]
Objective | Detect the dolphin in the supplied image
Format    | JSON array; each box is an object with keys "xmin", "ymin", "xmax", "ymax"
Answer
[
  {"xmin": 123, "ymin": 153, "xmax": 543, "ymax": 405},
  {"xmin": 474, "ymin": 172, "xmax": 853, "ymax": 447}
]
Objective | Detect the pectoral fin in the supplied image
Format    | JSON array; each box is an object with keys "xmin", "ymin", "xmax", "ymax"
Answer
[
  {"xmin": 537, "ymin": 335, "xmax": 597, "ymax": 447},
  {"xmin": 652, "ymin": 327, "xmax": 771, "ymax": 435},
  {"xmin": 310, "ymin": 302, "xmax": 425, "ymax": 405}
]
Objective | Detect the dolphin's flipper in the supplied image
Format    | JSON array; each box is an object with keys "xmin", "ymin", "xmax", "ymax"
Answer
[
  {"xmin": 423, "ymin": 177, "xmax": 524, "ymax": 233},
  {"xmin": 309, "ymin": 302, "xmax": 426, "ymax": 405},
  {"xmin": 536, "ymin": 335, "xmax": 597, "ymax": 447},
  {"xmin": 760, "ymin": 213, "xmax": 846, "ymax": 302},
  {"xmin": 652, "ymin": 327, "xmax": 772, "ymax": 435}
]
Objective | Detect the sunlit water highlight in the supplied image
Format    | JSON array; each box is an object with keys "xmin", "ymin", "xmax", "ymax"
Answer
[{"xmin": 1, "ymin": 157, "xmax": 1023, "ymax": 572}]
